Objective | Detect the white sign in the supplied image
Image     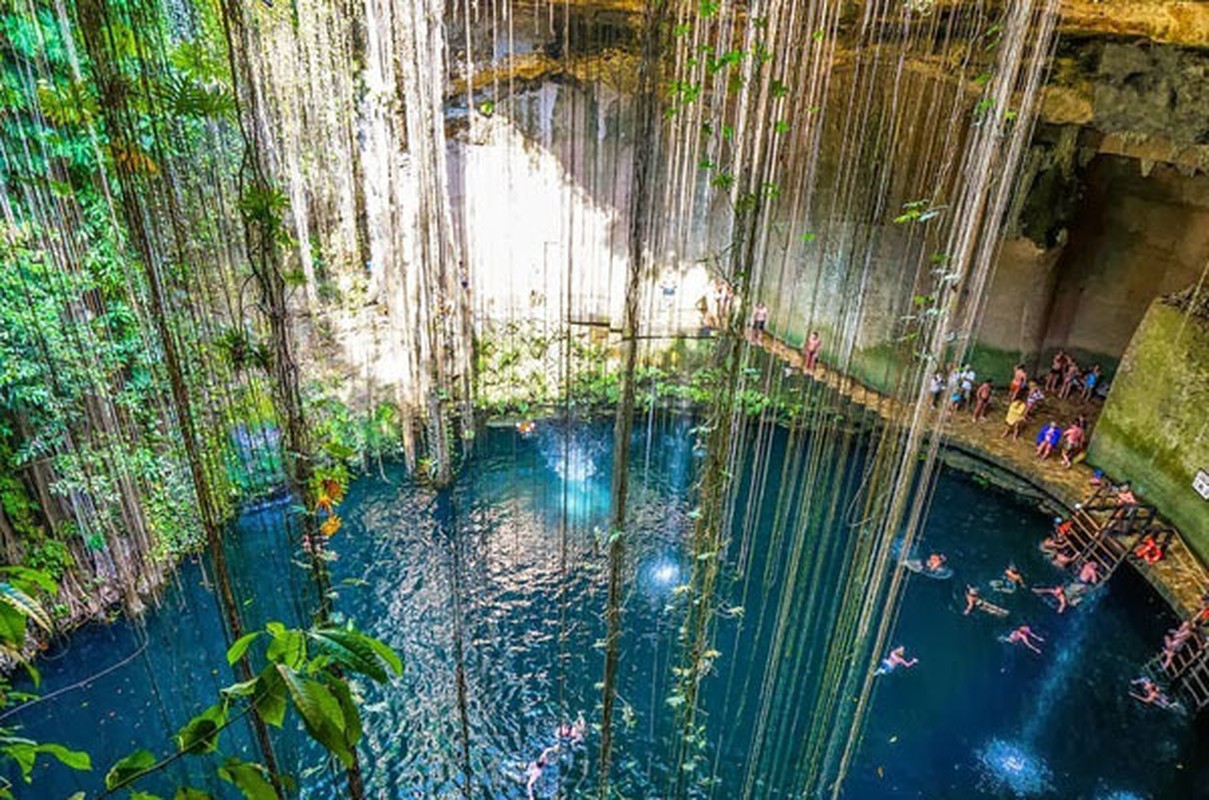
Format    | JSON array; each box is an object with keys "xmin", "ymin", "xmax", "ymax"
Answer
[{"xmin": 1194, "ymin": 469, "xmax": 1209, "ymax": 501}]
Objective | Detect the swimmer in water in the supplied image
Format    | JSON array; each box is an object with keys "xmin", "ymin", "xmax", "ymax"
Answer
[
  {"xmin": 1004, "ymin": 564, "xmax": 1025, "ymax": 588},
  {"xmin": 556, "ymin": 711, "xmax": 587, "ymax": 747},
  {"xmin": 874, "ymin": 645, "xmax": 918, "ymax": 675},
  {"xmin": 964, "ymin": 585, "xmax": 984, "ymax": 615},
  {"xmin": 526, "ymin": 744, "xmax": 561, "ymax": 800},
  {"xmin": 1007, "ymin": 624, "xmax": 1044, "ymax": 654},
  {"xmin": 1032, "ymin": 584, "xmax": 1068, "ymax": 614},
  {"xmin": 1129, "ymin": 677, "xmax": 1171, "ymax": 708},
  {"xmin": 925, "ymin": 553, "xmax": 947, "ymax": 572}
]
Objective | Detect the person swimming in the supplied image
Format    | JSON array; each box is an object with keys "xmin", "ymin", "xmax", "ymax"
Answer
[
  {"xmin": 875, "ymin": 645, "xmax": 918, "ymax": 675},
  {"xmin": 964, "ymin": 585, "xmax": 987, "ymax": 615},
  {"xmin": 1004, "ymin": 564, "xmax": 1025, "ymax": 588},
  {"xmin": 925, "ymin": 553, "xmax": 947, "ymax": 573},
  {"xmin": 526, "ymin": 744, "xmax": 561, "ymax": 799},
  {"xmin": 1129, "ymin": 677, "xmax": 1173, "ymax": 708},
  {"xmin": 556, "ymin": 712, "xmax": 587, "ymax": 747},
  {"xmin": 1006, "ymin": 624, "xmax": 1044, "ymax": 654},
  {"xmin": 1032, "ymin": 584, "xmax": 1067, "ymax": 614}
]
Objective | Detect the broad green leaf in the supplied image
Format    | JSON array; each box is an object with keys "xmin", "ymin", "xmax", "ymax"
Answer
[
  {"xmin": 329, "ymin": 677, "xmax": 362, "ymax": 748},
  {"xmin": 221, "ymin": 676, "xmax": 259, "ymax": 698},
  {"xmin": 226, "ymin": 632, "xmax": 260, "ymax": 666},
  {"xmin": 0, "ymin": 566, "xmax": 57, "ymax": 595},
  {"xmin": 130, "ymin": 792, "xmax": 163, "ymax": 800},
  {"xmin": 307, "ymin": 627, "xmax": 390, "ymax": 682},
  {"xmin": 360, "ymin": 634, "xmax": 403, "ymax": 677},
  {"xmin": 174, "ymin": 788, "xmax": 214, "ymax": 800},
  {"xmin": 264, "ymin": 628, "xmax": 305, "ymax": 668},
  {"xmin": 105, "ymin": 749, "xmax": 157, "ymax": 790},
  {"xmin": 256, "ymin": 665, "xmax": 287, "ymax": 727},
  {"xmin": 0, "ymin": 583, "xmax": 50, "ymax": 634},
  {"xmin": 276, "ymin": 665, "xmax": 353, "ymax": 767},
  {"xmin": 35, "ymin": 743, "xmax": 90, "ymax": 771},
  {"xmin": 217, "ymin": 757, "xmax": 277, "ymax": 800},
  {"xmin": 175, "ymin": 704, "xmax": 226, "ymax": 754}
]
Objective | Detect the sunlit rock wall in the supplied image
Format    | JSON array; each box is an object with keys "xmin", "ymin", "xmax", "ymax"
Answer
[{"xmin": 1089, "ymin": 301, "xmax": 1209, "ymax": 562}]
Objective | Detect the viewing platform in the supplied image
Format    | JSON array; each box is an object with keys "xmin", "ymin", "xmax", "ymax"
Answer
[{"xmin": 751, "ymin": 329, "xmax": 1209, "ymax": 622}]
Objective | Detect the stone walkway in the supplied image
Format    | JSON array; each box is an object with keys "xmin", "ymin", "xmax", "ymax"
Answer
[{"xmin": 755, "ymin": 330, "xmax": 1208, "ymax": 620}]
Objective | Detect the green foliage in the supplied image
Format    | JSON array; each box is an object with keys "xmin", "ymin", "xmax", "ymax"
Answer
[{"xmin": 105, "ymin": 621, "xmax": 400, "ymax": 796}]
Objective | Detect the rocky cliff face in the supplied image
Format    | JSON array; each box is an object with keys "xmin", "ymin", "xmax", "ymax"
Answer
[{"xmin": 1090, "ymin": 300, "xmax": 1209, "ymax": 562}]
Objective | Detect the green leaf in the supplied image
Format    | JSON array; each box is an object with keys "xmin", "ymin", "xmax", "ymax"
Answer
[
  {"xmin": 0, "ymin": 582, "xmax": 51, "ymax": 633},
  {"xmin": 329, "ymin": 677, "xmax": 363, "ymax": 749},
  {"xmin": 217, "ymin": 757, "xmax": 277, "ymax": 800},
  {"xmin": 307, "ymin": 627, "xmax": 388, "ymax": 682},
  {"xmin": 35, "ymin": 743, "xmax": 90, "ymax": 772},
  {"xmin": 176, "ymin": 704, "xmax": 226, "ymax": 754},
  {"xmin": 264, "ymin": 628, "xmax": 305, "ymax": 669},
  {"xmin": 174, "ymin": 789, "xmax": 214, "ymax": 800},
  {"xmin": 276, "ymin": 665, "xmax": 354, "ymax": 767},
  {"xmin": 227, "ymin": 632, "xmax": 260, "ymax": 666},
  {"xmin": 105, "ymin": 749, "xmax": 157, "ymax": 790},
  {"xmin": 255, "ymin": 665, "xmax": 288, "ymax": 727},
  {"xmin": 130, "ymin": 792, "xmax": 163, "ymax": 800},
  {"xmin": 360, "ymin": 633, "xmax": 403, "ymax": 678}
]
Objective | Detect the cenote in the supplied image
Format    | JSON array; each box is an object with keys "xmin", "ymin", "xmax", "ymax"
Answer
[
  {"xmin": 4, "ymin": 0, "xmax": 1209, "ymax": 798},
  {"xmin": 11, "ymin": 420, "xmax": 1206, "ymax": 798}
]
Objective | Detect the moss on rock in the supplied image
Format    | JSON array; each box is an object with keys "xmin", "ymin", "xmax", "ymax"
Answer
[{"xmin": 1089, "ymin": 300, "xmax": 1209, "ymax": 562}]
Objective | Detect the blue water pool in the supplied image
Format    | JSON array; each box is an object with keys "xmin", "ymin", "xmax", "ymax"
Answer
[{"xmin": 8, "ymin": 416, "xmax": 1206, "ymax": 798}]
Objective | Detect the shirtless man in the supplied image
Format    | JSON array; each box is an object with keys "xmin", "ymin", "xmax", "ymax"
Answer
[
  {"xmin": 1060, "ymin": 422, "xmax": 1085, "ymax": 468},
  {"xmin": 1009, "ymin": 363, "xmax": 1028, "ymax": 401},
  {"xmin": 971, "ymin": 379, "xmax": 993, "ymax": 421},
  {"xmin": 1007, "ymin": 624, "xmax": 1044, "ymax": 654}
]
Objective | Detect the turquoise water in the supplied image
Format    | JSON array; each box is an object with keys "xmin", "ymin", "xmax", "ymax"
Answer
[{"xmin": 8, "ymin": 417, "xmax": 1207, "ymax": 798}]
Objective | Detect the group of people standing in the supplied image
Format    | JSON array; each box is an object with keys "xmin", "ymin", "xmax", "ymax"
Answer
[{"xmin": 994, "ymin": 355, "xmax": 1096, "ymax": 469}]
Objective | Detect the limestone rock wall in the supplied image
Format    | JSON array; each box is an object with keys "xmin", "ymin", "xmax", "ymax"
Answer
[{"xmin": 1089, "ymin": 301, "xmax": 1209, "ymax": 562}]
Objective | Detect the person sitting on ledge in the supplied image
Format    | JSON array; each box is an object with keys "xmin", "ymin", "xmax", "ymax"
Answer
[
  {"xmin": 1060, "ymin": 420, "xmax": 1085, "ymax": 468},
  {"xmin": 1034, "ymin": 420, "xmax": 1061, "ymax": 460},
  {"xmin": 1077, "ymin": 560, "xmax": 1101, "ymax": 585},
  {"xmin": 1134, "ymin": 535, "xmax": 1164, "ymax": 565},
  {"xmin": 1033, "ymin": 584, "xmax": 1068, "ymax": 614}
]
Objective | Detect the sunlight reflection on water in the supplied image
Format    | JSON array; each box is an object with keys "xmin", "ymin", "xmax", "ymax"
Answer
[{"xmin": 976, "ymin": 739, "xmax": 1053, "ymax": 797}]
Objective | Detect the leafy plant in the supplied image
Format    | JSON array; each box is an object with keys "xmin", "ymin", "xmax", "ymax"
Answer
[{"xmin": 103, "ymin": 621, "xmax": 401, "ymax": 797}]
